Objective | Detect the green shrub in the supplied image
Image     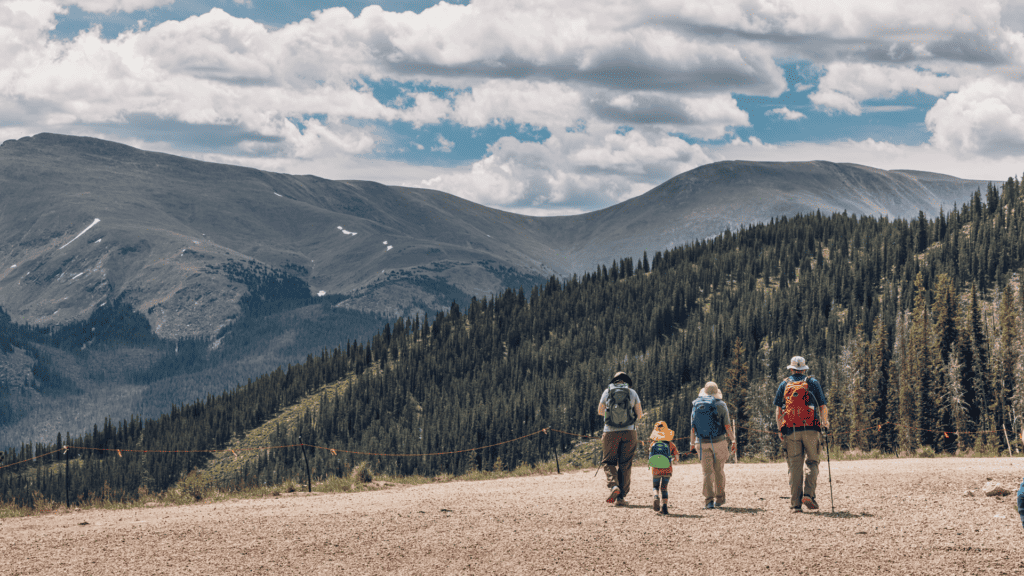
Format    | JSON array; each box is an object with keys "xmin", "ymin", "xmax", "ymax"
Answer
[
  {"xmin": 180, "ymin": 471, "xmax": 209, "ymax": 501},
  {"xmin": 352, "ymin": 461, "xmax": 373, "ymax": 483}
]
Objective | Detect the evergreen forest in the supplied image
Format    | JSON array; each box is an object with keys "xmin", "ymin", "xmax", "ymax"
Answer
[{"xmin": 3, "ymin": 176, "xmax": 1024, "ymax": 507}]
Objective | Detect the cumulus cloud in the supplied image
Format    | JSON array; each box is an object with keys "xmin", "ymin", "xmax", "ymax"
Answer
[
  {"xmin": 4, "ymin": 0, "xmax": 1024, "ymax": 214},
  {"xmin": 431, "ymin": 135, "xmax": 454, "ymax": 152},
  {"xmin": 926, "ymin": 78, "xmax": 1024, "ymax": 157},
  {"xmin": 766, "ymin": 107, "xmax": 806, "ymax": 120},
  {"xmin": 810, "ymin": 63, "xmax": 964, "ymax": 114},
  {"xmin": 422, "ymin": 125, "xmax": 711, "ymax": 211},
  {"xmin": 70, "ymin": 0, "xmax": 173, "ymax": 14}
]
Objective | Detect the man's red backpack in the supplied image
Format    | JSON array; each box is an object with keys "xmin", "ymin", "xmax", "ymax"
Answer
[{"xmin": 782, "ymin": 377, "xmax": 819, "ymax": 429}]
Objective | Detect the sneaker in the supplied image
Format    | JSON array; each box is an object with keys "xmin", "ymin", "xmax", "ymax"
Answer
[
  {"xmin": 660, "ymin": 504, "xmax": 668, "ymax": 515},
  {"xmin": 607, "ymin": 486, "xmax": 620, "ymax": 503},
  {"xmin": 802, "ymin": 495, "xmax": 819, "ymax": 510},
  {"xmin": 614, "ymin": 498, "xmax": 627, "ymax": 507},
  {"xmin": 652, "ymin": 497, "xmax": 661, "ymax": 511},
  {"xmin": 791, "ymin": 506, "xmax": 803, "ymax": 513},
  {"xmin": 705, "ymin": 502, "xmax": 715, "ymax": 509}
]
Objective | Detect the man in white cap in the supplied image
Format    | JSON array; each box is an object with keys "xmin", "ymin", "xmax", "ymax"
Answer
[
  {"xmin": 774, "ymin": 355, "xmax": 829, "ymax": 512},
  {"xmin": 689, "ymin": 381, "xmax": 736, "ymax": 509}
]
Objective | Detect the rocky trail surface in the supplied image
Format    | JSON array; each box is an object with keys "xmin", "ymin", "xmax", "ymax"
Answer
[{"xmin": 2, "ymin": 458, "xmax": 1022, "ymax": 575}]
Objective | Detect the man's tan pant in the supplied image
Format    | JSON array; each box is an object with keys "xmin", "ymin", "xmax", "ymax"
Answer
[
  {"xmin": 602, "ymin": 430, "xmax": 638, "ymax": 497},
  {"xmin": 785, "ymin": 430, "xmax": 821, "ymax": 508},
  {"xmin": 697, "ymin": 439, "xmax": 729, "ymax": 505}
]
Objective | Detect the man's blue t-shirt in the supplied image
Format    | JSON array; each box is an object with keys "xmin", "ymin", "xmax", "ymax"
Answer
[
  {"xmin": 773, "ymin": 374, "xmax": 826, "ymax": 408},
  {"xmin": 1017, "ymin": 477, "xmax": 1024, "ymax": 527}
]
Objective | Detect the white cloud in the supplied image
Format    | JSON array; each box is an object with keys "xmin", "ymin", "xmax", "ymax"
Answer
[
  {"xmin": 5, "ymin": 0, "xmax": 1024, "ymax": 215},
  {"xmin": 810, "ymin": 63, "xmax": 963, "ymax": 115},
  {"xmin": 766, "ymin": 107, "xmax": 806, "ymax": 121},
  {"xmin": 431, "ymin": 135, "xmax": 454, "ymax": 153},
  {"xmin": 422, "ymin": 125, "xmax": 711, "ymax": 211},
  {"xmin": 926, "ymin": 78, "xmax": 1024, "ymax": 156},
  {"xmin": 70, "ymin": 0, "xmax": 173, "ymax": 14}
]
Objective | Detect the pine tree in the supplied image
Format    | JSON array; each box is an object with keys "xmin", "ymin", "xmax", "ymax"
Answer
[
  {"xmin": 867, "ymin": 311, "xmax": 890, "ymax": 450},
  {"xmin": 960, "ymin": 283, "xmax": 992, "ymax": 450},
  {"xmin": 839, "ymin": 325, "xmax": 870, "ymax": 450},
  {"xmin": 722, "ymin": 337, "xmax": 749, "ymax": 450}
]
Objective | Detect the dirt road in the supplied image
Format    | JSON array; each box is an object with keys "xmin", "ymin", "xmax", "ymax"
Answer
[{"xmin": 2, "ymin": 458, "xmax": 1022, "ymax": 575}]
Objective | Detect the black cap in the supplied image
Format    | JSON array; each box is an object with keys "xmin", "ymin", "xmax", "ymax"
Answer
[{"xmin": 610, "ymin": 371, "xmax": 632, "ymax": 386}]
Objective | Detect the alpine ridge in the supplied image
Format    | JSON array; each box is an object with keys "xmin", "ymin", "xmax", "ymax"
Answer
[
  {"xmin": 0, "ymin": 133, "xmax": 1000, "ymax": 446},
  {"xmin": 0, "ymin": 134, "xmax": 993, "ymax": 338}
]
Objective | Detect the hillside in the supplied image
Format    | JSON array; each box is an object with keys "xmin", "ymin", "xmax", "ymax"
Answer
[
  {"xmin": 0, "ymin": 133, "xmax": 555, "ymax": 335},
  {"xmin": 2, "ymin": 174, "xmax": 1022, "ymax": 507},
  {"xmin": 1, "ymin": 135, "xmax": 993, "ymax": 338},
  {"xmin": 2, "ymin": 459, "xmax": 1022, "ymax": 576},
  {"xmin": 544, "ymin": 160, "xmax": 993, "ymax": 272},
  {"xmin": 0, "ymin": 134, "xmax": 1000, "ymax": 449}
]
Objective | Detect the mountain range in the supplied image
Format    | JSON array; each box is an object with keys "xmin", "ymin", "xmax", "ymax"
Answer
[
  {"xmin": 0, "ymin": 133, "xmax": 999, "ymax": 446},
  {"xmin": 0, "ymin": 133, "xmax": 995, "ymax": 338}
]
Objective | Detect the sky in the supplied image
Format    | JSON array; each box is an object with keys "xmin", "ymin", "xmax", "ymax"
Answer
[{"xmin": 3, "ymin": 1, "xmax": 1024, "ymax": 216}]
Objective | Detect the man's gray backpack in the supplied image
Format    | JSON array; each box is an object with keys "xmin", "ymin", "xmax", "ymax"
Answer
[{"xmin": 605, "ymin": 384, "xmax": 636, "ymax": 427}]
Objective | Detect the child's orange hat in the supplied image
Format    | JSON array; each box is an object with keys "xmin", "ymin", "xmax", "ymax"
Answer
[{"xmin": 649, "ymin": 421, "xmax": 674, "ymax": 441}]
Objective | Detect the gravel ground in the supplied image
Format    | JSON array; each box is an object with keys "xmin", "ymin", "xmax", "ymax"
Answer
[{"xmin": 2, "ymin": 458, "xmax": 1022, "ymax": 575}]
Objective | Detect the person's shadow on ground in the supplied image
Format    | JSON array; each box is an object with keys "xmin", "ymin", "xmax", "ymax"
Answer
[
  {"xmin": 713, "ymin": 506, "xmax": 762, "ymax": 514},
  {"xmin": 818, "ymin": 511, "xmax": 872, "ymax": 519},
  {"xmin": 662, "ymin": 511, "xmax": 701, "ymax": 518},
  {"xmin": 619, "ymin": 502, "xmax": 700, "ymax": 518}
]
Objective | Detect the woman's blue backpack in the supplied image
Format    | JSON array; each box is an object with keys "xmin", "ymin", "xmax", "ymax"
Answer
[{"xmin": 692, "ymin": 396, "xmax": 725, "ymax": 440}]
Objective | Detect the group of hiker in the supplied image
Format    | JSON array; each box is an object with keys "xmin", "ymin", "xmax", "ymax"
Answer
[
  {"xmin": 598, "ymin": 356, "xmax": 828, "ymax": 515},
  {"xmin": 600, "ymin": 357, "xmax": 1024, "ymax": 529}
]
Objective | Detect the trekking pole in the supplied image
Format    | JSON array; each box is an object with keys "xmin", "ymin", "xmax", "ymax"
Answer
[
  {"xmin": 298, "ymin": 435, "xmax": 312, "ymax": 493},
  {"xmin": 823, "ymin": 428, "xmax": 834, "ymax": 513},
  {"xmin": 64, "ymin": 445, "xmax": 71, "ymax": 509},
  {"xmin": 731, "ymin": 416, "xmax": 738, "ymax": 463}
]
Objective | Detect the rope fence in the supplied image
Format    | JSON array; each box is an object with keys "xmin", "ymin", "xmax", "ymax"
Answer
[
  {"xmin": 1, "ymin": 418, "xmax": 1017, "ymax": 512},
  {"xmin": 2, "ymin": 420, "xmax": 1013, "ymax": 474}
]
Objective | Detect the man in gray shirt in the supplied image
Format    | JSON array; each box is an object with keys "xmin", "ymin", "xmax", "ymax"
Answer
[{"xmin": 598, "ymin": 371, "xmax": 643, "ymax": 506}]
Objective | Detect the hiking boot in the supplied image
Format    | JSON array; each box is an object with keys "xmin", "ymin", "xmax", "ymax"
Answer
[
  {"xmin": 614, "ymin": 498, "xmax": 627, "ymax": 507},
  {"xmin": 652, "ymin": 497, "xmax": 661, "ymax": 511},
  {"xmin": 704, "ymin": 502, "xmax": 715, "ymax": 509},
  {"xmin": 802, "ymin": 495, "xmax": 819, "ymax": 510},
  {"xmin": 660, "ymin": 504, "xmax": 668, "ymax": 515},
  {"xmin": 791, "ymin": 506, "xmax": 803, "ymax": 513},
  {"xmin": 715, "ymin": 497, "xmax": 726, "ymax": 507},
  {"xmin": 607, "ymin": 486, "xmax": 620, "ymax": 503}
]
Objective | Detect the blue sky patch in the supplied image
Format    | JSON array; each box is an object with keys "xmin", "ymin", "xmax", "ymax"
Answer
[{"xmin": 52, "ymin": 1, "xmax": 470, "ymax": 40}]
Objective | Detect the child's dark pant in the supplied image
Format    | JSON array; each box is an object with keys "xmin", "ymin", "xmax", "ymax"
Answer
[{"xmin": 653, "ymin": 476, "xmax": 670, "ymax": 499}]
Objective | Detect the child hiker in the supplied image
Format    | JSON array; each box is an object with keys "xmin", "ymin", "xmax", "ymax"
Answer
[{"xmin": 649, "ymin": 420, "xmax": 680, "ymax": 515}]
